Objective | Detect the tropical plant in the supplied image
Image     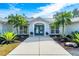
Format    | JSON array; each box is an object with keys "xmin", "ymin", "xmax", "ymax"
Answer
[
  {"xmin": 51, "ymin": 11, "xmax": 73, "ymax": 37},
  {"xmin": 0, "ymin": 32, "xmax": 16, "ymax": 44},
  {"xmin": 7, "ymin": 14, "xmax": 28, "ymax": 34},
  {"xmin": 71, "ymin": 32, "xmax": 79, "ymax": 44},
  {"xmin": 7, "ymin": 14, "xmax": 15, "ymax": 25}
]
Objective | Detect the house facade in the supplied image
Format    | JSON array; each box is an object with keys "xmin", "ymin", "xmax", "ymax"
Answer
[
  {"xmin": 0, "ymin": 17, "xmax": 79, "ymax": 36},
  {"xmin": 28, "ymin": 17, "xmax": 51, "ymax": 36}
]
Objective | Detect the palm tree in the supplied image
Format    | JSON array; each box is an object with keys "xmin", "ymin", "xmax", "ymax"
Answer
[
  {"xmin": 15, "ymin": 14, "xmax": 28, "ymax": 34},
  {"xmin": 51, "ymin": 11, "xmax": 73, "ymax": 36},
  {"xmin": 7, "ymin": 14, "xmax": 15, "ymax": 25},
  {"xmin": 7, "ymin": 14, "xmax": 28, "ymax": 34},
  {"xmin": 7, "ymin": 14, "xmax": 16, "ymax": 32}
]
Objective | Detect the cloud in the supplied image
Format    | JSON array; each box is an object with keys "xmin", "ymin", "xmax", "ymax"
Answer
[
  {"xmin": 0, "ymin": 3, "xmax": 77, "ymax": 18},
  {"xmin": 8, "ymin": 4, "xmax": 21, "ymax": 14},
  {"xmin": 0, "ymin": 4, "xmax": 22, "ymax": 18},
  {"xmin": 32, "ymin": 3, "xmax": 75, "ymax": 18}
]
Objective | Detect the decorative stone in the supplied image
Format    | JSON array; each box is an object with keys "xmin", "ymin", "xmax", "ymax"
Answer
[
  {"xmin": 64, "ymin": 42, "xmax": 78, "ymax": 48},
  {"xmin": 60, "ymin": 38, "xmax": 71, "ymax": 42},
  {"xmin": 60, "ymin": 38, "xmax": 65, "ymax": 42}
]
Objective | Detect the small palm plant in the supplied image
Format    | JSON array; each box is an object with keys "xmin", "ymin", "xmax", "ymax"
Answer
[
  {"xmin": 71, "ymin": 32, "xmax": 79, "ymax": 44},
  {"xmin": 1, "ymin": 32, "xmax": 16, "ymax": 44}
]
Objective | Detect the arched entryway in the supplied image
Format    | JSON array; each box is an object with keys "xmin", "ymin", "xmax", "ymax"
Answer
[{"xmin": 34, "ymin": 23, "xmax": 44, "ymax": 36}]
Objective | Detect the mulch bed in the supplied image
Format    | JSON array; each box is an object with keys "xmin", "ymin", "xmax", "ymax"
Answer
[{"xmin": 51, "ymin": 37, "xmax": 79, "ymax": 56}]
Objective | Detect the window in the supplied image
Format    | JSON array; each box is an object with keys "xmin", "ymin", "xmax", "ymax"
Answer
[
  {"xmin": 51, "ymin": 29, "xmax": 54, "ymax": 33},
  {"xmin": 19, "ymin": 26, "xmax": 27, "ymax": 34},
  {"xmin": 56, "ymin": 29, "xmax": 59, "ymax": 33},
  {"xmin": 56, "ymin": 27, "xmax": 59, "ymax": 33}
]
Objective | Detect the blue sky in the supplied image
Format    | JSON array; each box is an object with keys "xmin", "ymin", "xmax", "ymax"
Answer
[{"xmin": 0, "ymin": 3, "xmax": 79, "ymax": 18}]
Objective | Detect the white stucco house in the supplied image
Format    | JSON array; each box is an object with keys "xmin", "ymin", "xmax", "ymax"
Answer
[
  {"xmin": 0, "ymin": 17, "xmax": 79, "ymax": 36},
  {"xmin": 28, "ymin": 17, "xmax": 79, "ymax": 36}
]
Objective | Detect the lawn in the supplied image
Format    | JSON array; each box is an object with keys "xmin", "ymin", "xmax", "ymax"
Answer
[
  {"xmin": 0, "ymin": 32, "xmax": 29, "ymax": 56},
  {"xmin": 0, "ymin": 42, "xmax": 20, "ymax": 56}
]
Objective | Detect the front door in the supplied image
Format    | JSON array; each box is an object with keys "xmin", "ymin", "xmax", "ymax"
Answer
[{"xmin": 34, "ymin": 24, "xmax": 44, "ymax": 35}]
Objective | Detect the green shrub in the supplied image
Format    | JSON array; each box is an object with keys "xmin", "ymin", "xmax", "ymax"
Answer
[
  {"xmin": 71, "ymin": 32, "xmax": 79, "ymax": 44},
  {"xmin": 73, "ymin": 39, "xmax": 79, "ymax": 43},
  {"xmin": 0, "ymin": 32, "xmax": 16, "ymax": 43}
]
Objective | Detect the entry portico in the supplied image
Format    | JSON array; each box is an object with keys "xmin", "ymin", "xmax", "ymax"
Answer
[{"xmin": 28, "ymin": 17, "xmax": 51, "ymax": 36}]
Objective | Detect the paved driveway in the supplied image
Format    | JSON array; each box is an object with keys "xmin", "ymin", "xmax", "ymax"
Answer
[{"xmin": 8, "ymin": 36, "xmax": 71, "ymax": 56}]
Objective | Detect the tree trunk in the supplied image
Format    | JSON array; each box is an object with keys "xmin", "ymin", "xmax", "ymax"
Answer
[
  {"xmin": 62, "ymin": 24, "xmax": 65, "ymax": 37},
  {"xmin": 16, "ymin": 27, "xmax": 18, "ymax": 35}
]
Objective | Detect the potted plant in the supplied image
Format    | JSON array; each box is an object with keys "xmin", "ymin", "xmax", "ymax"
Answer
[
  {"xmin": 46, "ymin": 32, "xmax": 49, "ymax": 35},
  {"xmin": 30, "ymin": 32, "xmax": 33, "ymax": 36}
]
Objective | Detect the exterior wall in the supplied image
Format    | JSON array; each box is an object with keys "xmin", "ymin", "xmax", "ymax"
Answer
[
  {"xmin": 28, "ymin": 21, "xmax": 51, "ymax": 36},
  {"xmin": 58, "ymin": 26, "xmax": 62, "ymax": 35},
  {"xmin": 0, "ymin": 23, "xmax": 9, "ymax": 34},
  {"xmin": 0, "ymin": 22, "xmax": 27, "ymax": 35},
  {"xmin": 1, "ymin": 17, "xmax": 79, "ymax": 36},
  {"xmin": 2, "ymin": 23, "xmax": 8, "ymax": 33},
  {"xmin": 56, "ymin": 17, "xmax": 79, "ymax": 35},
  {"xmin": 0, "ymin": 23, "xmax": 17, "ymax": 34},
  {"xmin": 0, "ymin": 23, "xmax": 3, "ymax": 34},
  {"xmin": 64, "ymin": 22, "xmax": 79, "ymax": 35},
  {"xmin": 59, "ymin": 22, "xmax": 79, "ymax": 35},
  {"xmin": 7, "ymin": 25, "xmax": 17, "ymax": 34},
  {"xmin": 63, "ymin": 17, "xmax": 79, "ymax": 35}
]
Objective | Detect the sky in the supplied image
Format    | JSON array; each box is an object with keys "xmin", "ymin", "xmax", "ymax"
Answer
[{"xmin": 0, "ymin": 3, "xmax": 79, "ymax": 18}]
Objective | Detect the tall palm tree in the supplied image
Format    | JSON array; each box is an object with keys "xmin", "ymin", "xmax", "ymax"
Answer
[
  {"xmin": 7, "ymin": 14, "xmax": 16, "ymax": 32},
  {"xmin": 8, "ymin": 14, "xmax": 15, "ymax": 25},
  {"xmin": 7, "ymin": 14, "xmax": 28, "ymax": 34},
  {"xmin": 15, "ymin": 14, "xmax": 28, "ymax": 34},
  {"xmin": 51, "ymin": 11, "xmax": 73, "ymax": 36}
]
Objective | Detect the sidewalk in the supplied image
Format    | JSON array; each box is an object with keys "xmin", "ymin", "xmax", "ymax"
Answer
[{"xmin": 8, "ymin": 36, "xmax": 71, "ymax": 56}]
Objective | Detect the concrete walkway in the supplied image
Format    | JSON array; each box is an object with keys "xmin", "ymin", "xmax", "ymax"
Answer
[{"xmin": 8, "ymin": 36, "xmax": 71, "ymax": 56}]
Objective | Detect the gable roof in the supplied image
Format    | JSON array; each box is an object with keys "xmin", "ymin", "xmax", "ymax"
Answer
[{"xmin": 29, "ymin": 17, "xmax": 50, "ymax": 24}]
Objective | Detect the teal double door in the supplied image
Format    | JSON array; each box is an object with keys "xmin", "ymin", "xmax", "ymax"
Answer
[{"xmin": 34, "ymin": 24, "xmax": 44, "ymax": 36}]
